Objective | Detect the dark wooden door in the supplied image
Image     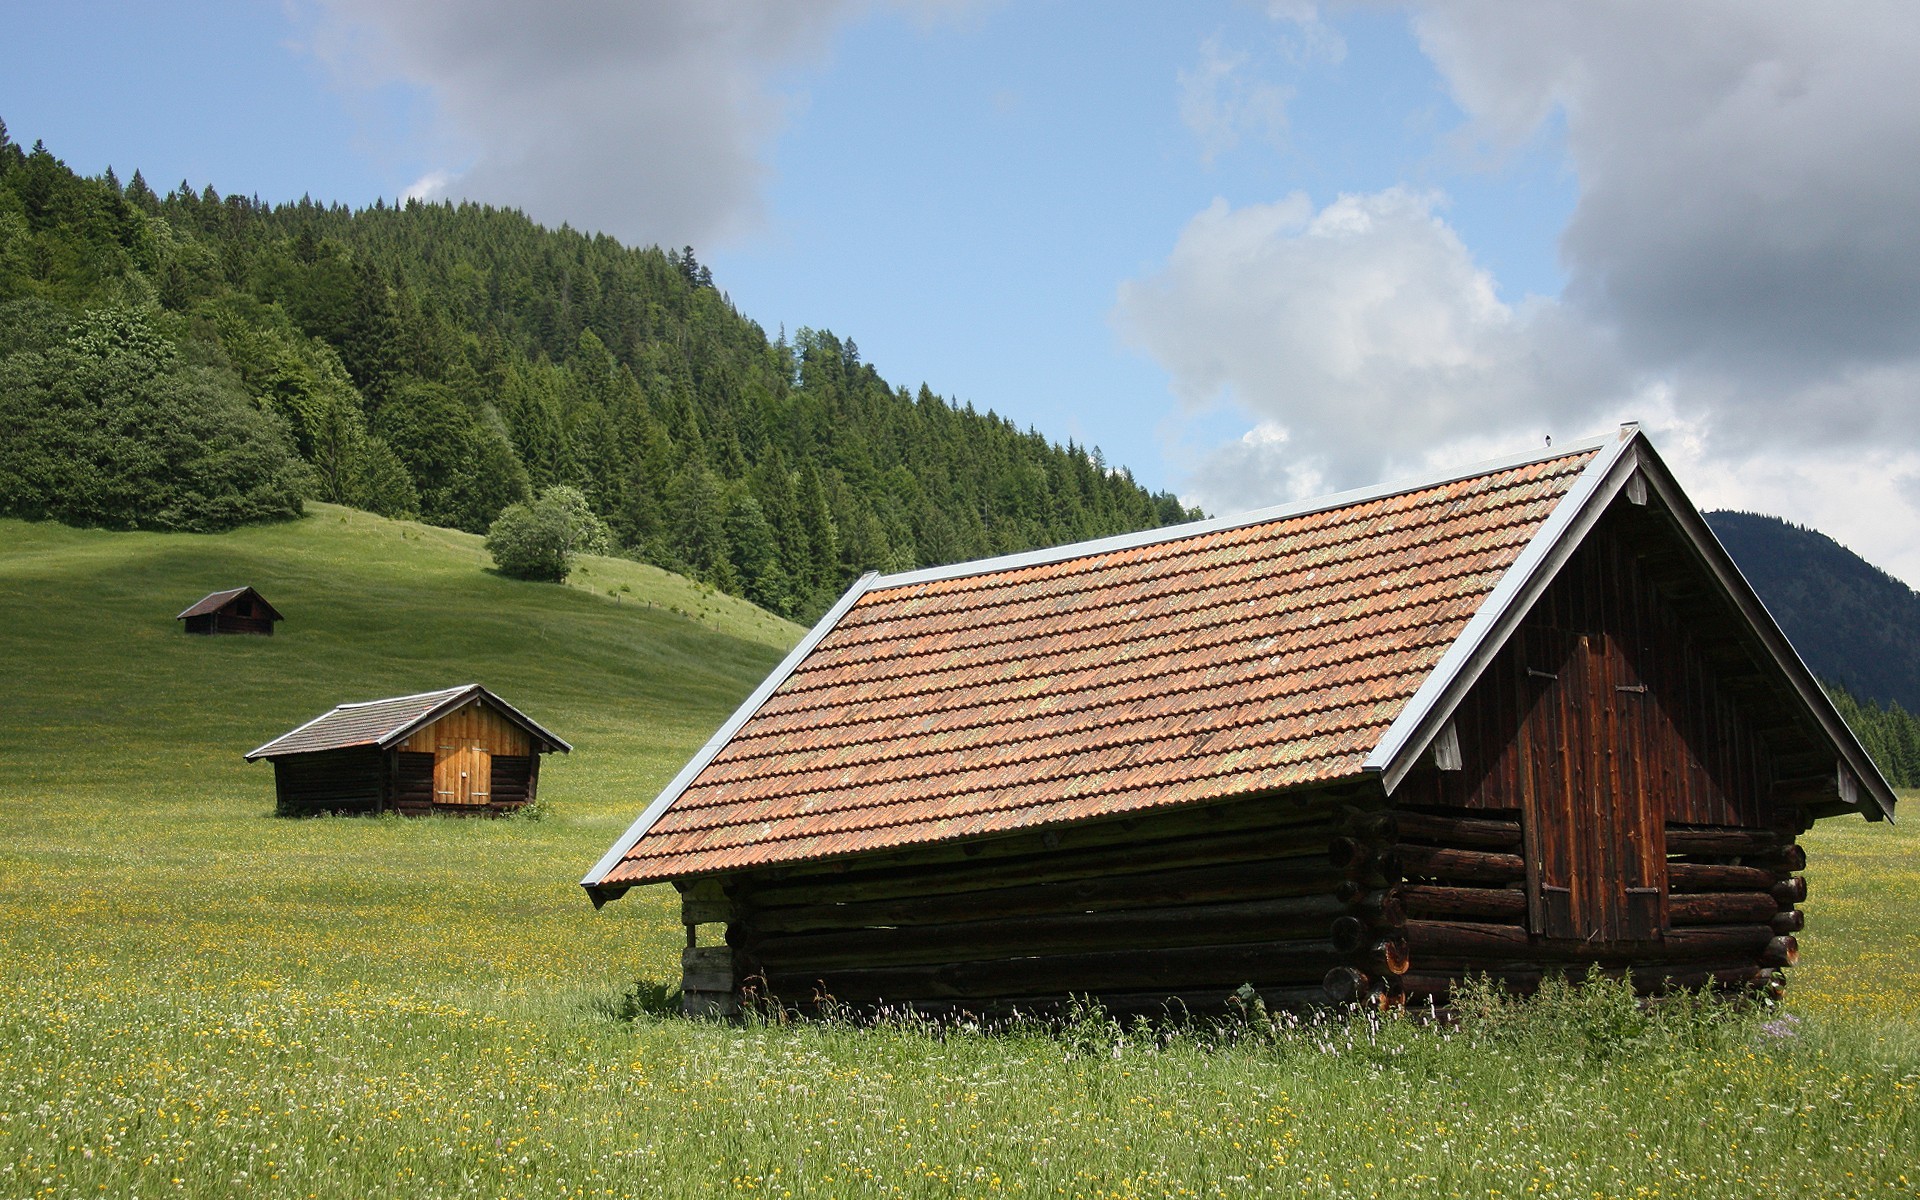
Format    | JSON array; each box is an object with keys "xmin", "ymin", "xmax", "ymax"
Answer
[{"xmin": 1519, "ymin": 630, "xmax": 1666, "ymax": 944}]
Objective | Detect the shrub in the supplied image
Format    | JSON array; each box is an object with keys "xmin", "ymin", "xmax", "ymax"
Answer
[
  {"xmin": 0, "ymin": 306, "xmax": 307, "ymax": 531},
  {"xmin": 485, "ymin": 485, "xmax": 611, "ymax": 581}
]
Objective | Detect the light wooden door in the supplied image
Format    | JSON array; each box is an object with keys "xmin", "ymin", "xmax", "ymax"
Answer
[{"xmin": 434, "ymin": 739, "xmax": 492, "ymax": 805}]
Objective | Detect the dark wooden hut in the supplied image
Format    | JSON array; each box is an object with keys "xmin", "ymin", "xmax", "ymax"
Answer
[
  {"xmin": 582, "ymin": 428, "xmax": 1895, "ymax": 1017},
  {"xmin": 247, "ymin": 684, "xmax": 569, "ymax": 816},
  {"xmin": 177, "ymin": 587, "xmax": 283, "ymax": 635}
]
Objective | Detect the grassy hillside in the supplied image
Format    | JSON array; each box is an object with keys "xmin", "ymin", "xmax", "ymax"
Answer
[
  {"xmin": 1, "ymin": 516, "xmax": 1915, "ymax": 1198},
  {"xmin": 0, "ymin": 507, "xmax": 798, "ymax": 1008}
]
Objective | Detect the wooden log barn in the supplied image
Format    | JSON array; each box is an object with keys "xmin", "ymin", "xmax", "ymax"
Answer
[
  {"xmin": 176, "ymin": 587, "xmax": 283, "ymax": 635},
  {"xmin": 247, "ymin": 684, "xmax": 569, "ymax": 816},
  {"xmin": 582, "ymin": 427, "xmax": 1895, "ymax": 1017}
]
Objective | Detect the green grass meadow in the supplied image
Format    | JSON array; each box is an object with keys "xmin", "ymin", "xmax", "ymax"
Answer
[{"xmin": 1, "ymin": 510, "xmax": 1916, "ymax": 1198}]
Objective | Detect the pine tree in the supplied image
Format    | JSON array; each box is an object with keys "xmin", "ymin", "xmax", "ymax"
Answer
[{"xmin": 726, "ymin": 493, "xmax": 790, "ymax": 614}]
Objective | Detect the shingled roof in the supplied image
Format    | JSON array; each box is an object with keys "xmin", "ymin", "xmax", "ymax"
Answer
[
  {"xmin": 584, "ymin": 429, "xmax": 1893, "ymax": 896},
  {"xmin": 177, "ymin": 586, "xmax": 282, "ymax": 621},
  {"xmin": 246, "ymin": 684, "xmax": 570, "ymax": 761}
]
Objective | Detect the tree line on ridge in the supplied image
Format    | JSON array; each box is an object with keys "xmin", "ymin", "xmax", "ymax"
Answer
[{"xmin": 0, "ymin": 121, "xmax": 1198, "ymax": 620}]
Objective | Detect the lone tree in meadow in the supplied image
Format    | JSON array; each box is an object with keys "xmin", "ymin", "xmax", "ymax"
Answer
[{"xmin": 485, "ymin": 486, "xmax": 610, "ymax": 582}]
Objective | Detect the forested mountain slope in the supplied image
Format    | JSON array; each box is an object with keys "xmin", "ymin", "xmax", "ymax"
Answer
[
  {"xmin": 1706, "ymin": 510, "xmax": 1920, "ymax": 713},
  {"xmin": 1705, "ymin": 509, "xmax": 1920, "ymax": 786},
  {"xmin": 0, "ymin": 122, "xmax": 1196, "ymax": 619}
]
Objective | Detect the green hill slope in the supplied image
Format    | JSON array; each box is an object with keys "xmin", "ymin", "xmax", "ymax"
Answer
[
  {"xmin": 0, "ymin": 504, "xmax": 796, "ymax": 806},
  {"xmin": 0, "ymin": 506, "xmax": 797, "ymax": 1006}
]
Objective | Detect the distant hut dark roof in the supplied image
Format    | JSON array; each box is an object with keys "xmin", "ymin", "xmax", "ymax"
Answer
[
  {"xmin": 585, "ymin": 429, "xmax": 1895, "ymax": 895},
  {"xmin": 246, "ymin": 684, "xmax": 571, "ymax": 761},
  {"xmin": 176, "ymin": 587, "xmax": 283, "ymax": 622}
]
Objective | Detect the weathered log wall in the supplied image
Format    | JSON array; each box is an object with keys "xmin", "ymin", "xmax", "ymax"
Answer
[
  {"xmin": 1321, "ymin": 807, "xmax": 1807, "ymax": 1005},
  {"xmin": 675, "ymin": 796, "xmax": 1812, "ymax": 1016},
  {"xmin": 273, "ymin": 748, "xmax": 384, "ymax": 815},
  {"xmin": 183, "ymin": 611, "xmax": 275, "ymax": 635},
  {"xmin": 677, "ymin": 790, "xmax": 1369, "ymax": 1018}
]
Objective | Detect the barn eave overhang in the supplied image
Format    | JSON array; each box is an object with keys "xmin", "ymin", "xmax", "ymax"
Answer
[{"xmin": 579, "ymin": 573, "xmax": 882, "ymax": 897}]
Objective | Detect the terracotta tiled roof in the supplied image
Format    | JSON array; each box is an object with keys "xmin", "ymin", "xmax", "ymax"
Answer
[
  {"xmin": 592, "ymin": 447, "xmax": 1605, "ymax": 887},
  {"xmin": 245, "ymin": 684, "xmax": 570, "ymax": 760}
]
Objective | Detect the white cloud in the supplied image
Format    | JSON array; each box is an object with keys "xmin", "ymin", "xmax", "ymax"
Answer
[
  {"xmin": 1115, "ymin": 188, "xmax": 1648, "ymax": 509},
  {"xmin": 1129, "ymin": 1, "xmax": 1920, "ymax": 586},
  {"xmin": 295, "ymin": 0, "xmax": 889, "ymax": 250},
  {"xmin": 1178, "ymin": 36, "xmax": 1294, "ymax": 166}
]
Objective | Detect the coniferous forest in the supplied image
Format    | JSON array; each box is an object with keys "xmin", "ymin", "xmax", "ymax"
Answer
[{"xmin": 0, "ymin": 123, "xmax": 1198, "ymax": 620}]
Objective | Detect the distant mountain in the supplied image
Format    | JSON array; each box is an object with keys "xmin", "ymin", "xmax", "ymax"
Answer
[{"xmin": 1706, "ymin": 510, "xmax": 1920, "ymax": 712}]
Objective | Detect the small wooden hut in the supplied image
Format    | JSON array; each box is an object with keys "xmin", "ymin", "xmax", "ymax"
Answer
[
  {"xmin": 177, "ymin": 587, "xmax": 283, "ymax": 635},
  {"xmin": 247, "ymin": 684, "xmax": 569, "ymax": 816},
  {"xmin": 582, "ymin": 428, "xmax": 1895, "ymax": 1017}
]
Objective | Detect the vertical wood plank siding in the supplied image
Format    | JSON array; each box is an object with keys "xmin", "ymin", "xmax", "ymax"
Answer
[
  {"xmin": 1379, "ymin": 509, "xmax": 1803, "ymax": 1002},
  {"xmin": 394, "ymin": 704, "xmax": 538, "ymax": 815},
  {"xmin": 397, "ymin": 705, "xmax": 532, "ymax": 757}
]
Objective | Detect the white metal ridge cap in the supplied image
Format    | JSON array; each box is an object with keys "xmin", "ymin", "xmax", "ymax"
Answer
[
  {"xmin": 580, "ymin": 571, "xmax": 883, "ymax": 892},
  {"xmin": 865, "ymin": 434, "xmax": 1617, "ymax": 593},
  {"xmin": 1362, "ymin": 429, "xmax": 1641, "ymax": 786},
  {"xmin": 335, "ymin": 684, "xmax": 472, "ymax": 711}
]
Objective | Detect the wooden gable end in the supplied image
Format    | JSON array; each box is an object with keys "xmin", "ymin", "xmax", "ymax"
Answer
[
  {"xmin": 395, "ymin": 700, "xmax": 536, "ymax": 810},
  {"xmin": 1415, "ymin": 506, "xmax": 1782, "ymax": 824},
  {"xmin": 1394, "ymin": 500, "xmax": 1818, "ymax": 950},
  {"xmin": 396, "ymin": 700, "xmax": 534, "ymax": 757}
]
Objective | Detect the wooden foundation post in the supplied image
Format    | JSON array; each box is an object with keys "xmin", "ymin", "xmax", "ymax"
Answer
[{"xmin": 679, "ymin": 878, "xmax": 739, "ymax": 1017}]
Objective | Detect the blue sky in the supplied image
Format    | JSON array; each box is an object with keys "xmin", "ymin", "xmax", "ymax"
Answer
[{"xmin": 9, "ymin": 2, "xmax": 1920, "ymax": 583}]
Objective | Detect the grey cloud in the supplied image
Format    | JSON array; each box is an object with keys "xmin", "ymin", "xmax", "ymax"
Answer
[
  {"xmin": 300, "ymin": 0, "xmax": 863, "ymax": 249},
  {"xmin": 1129, "ymin": 3, "xmax": 1920, "ymax": 580},
  {"xmin": 1411, "ymin": 1, "xmax": 1920, "ymax": 389}
]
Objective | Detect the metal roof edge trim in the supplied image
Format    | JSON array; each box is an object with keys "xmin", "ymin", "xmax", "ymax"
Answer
[
  {"xmin": 372, "ymin": 684, "xmax": 574, "ymax": 755},
  {"xmin": 1629, "ymin": 443, "xmax": 1897, "ymax": 823},
  {"xmin": 1363, "ymin": 429, "xmax": 1639, "ymax": 792},
  {"xmin": 580, "ymin": 571, "xmax": 884, "ymax": 892},
  {"xmin": 175, "ymin": 589, "xmax": 236, "ymax": 620},
  {"xmin": 865, "ymin": 435, "xmax": 1616, "ymax": 593}
]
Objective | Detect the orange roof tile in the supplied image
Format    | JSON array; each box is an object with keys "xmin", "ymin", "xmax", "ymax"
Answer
[{"xmin": 592, "ymin": 445, "xmax": 1608, "ymax": 886}]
